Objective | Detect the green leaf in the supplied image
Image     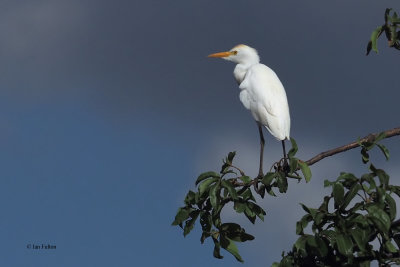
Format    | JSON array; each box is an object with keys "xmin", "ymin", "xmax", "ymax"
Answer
[
  {"xmin": 221, "ymin": 180, "xmax": 238, "ymax": 200},
  {"xmin": 212, "ymin": 238, "xmax": 223, "ymax": 259},
  {"xmin": 296, "ymin": 214, "xmax": 312, "ymax": 235},
  {"xmin": 364, "ymin": 141, "xmax": 375, "ymax": 151},
  {"xmin": 288, "ymin": 138, "xmax": 298, "ymax": 159},
  {"xmin": 338, "ymin": 172, "xmax": 357, "ymax": 180},
  {"xmin": 172, "ymin": 207, "xmax": 190, "ymax": 226},
  {"xmin": 289, "ymin": 157, "xmax": 298, "ymax": 173},
  {"xmin": 391, "ymin": 185, "xmax": 400, "ymax": 198},
  {"xmin": 239, "ymin": 176, "xmax": 251, "ymax": 184},
  {"xmin": 298, "ymin": 161, "xmax": 311, "ymax": 182},
  {"xmin": 266, "ymin": 187, "xmax": 276, "ymax": 197},
  {"xmin": 196, "ymin": 171, "xmax": 220, "ymax": 186},
  {"xmin": 376, "ymin": 143, "xmax": 390, "ymax": 160},
  {"xmin": 235, "ymin": 232, "xmax": 255, "ymax": 243},
  {"xmin": 375, "ymin": 168, "xmax": 389, "ymax": 187},
  {"xmin": 300, "ymin": 203, "xmax": 310, "ymax": 214},
  {"xmin": 370, "ymin": 26, "xmax": 383, "ymax": 54},
  {"xmin": 200, "ymin": 232, "xmax": 210, "ymax": 244},
  {"xmin": 220, "ymin": 235, "xmax": 243, "ymax": 262},
  {"xmin": 341, "ymin": 183, "xmax": 362, "ymax": 210},
  {"xmin": 333, "ymin": 183, "xmax": 345, "ymax": 208},
  {"xmin": 244, "ymin": 204, "xmax": 256, "ymax": 224},
  {"xmin": 220, "ymin": 162, "xmax": 230, "ymax": 174},
  {"xmin": 361, "ymin": 148, "xmax": 369, "ymax": 163},
  {"xmin": 376, "ymin": 186, "xmax": 386, "ymax": 205},
  {"xmin": 314, "ymin": 212, "xmax": 325, "ymax": 226},
  {"xmin": 262, "ymin": 172, "xmax": 276, "ymax": 186},
  {"xmin": 300, "ymin": 203, "xmax": 317, "ymax": 220},
  {"xmin": 221, "ymin": 222, "xmax": 241, "ymax": 232},
  {"xmin": 183, "ymin": 212, "xmax": 199, "ymax": 236},
  {"xmin": 227, "ymin": 151, "xmax": 236, "ymax": 164},
  {"xmin": 366, "ymin": 40, "xmax": 372, "ymax": 55},
  {"xmin": 390, "ymin": 25, "xmax": 397, "ymax": 46},
  {"xmin": 374, "ymin": 131, "xmax": 386, "ymax": 142},
  {"xmin": 350, "ymin": 214, "xmax": 369, "ymax": 227},
  {"xmin": 276, "ymin": 172, "xmax": 288, "ymax": 193},
  {"xmin": 359, "ymin": 261, "xmax": 371, "ymax": 267},
  {"xmin": 318, "ymin": 196, "xmax": 330, "ymax": 213},
  {"xmin": 184, "ymin": 190, "xmax": 196, "ymax": 205},
  {"xmin": 258, "ymin": 185, "xmax": 265, "ymax": 198},
  {"xmin": 386, "ymin": 194, "xmax": 397, "ymax": 221},
  {"xmin": 294, "ymin": 235, "xmax": 308, "ymax": 257},
  {"xmin": 336, "ymin": 233, "xmax": 353, "ymax": 256},
  {"xmin": 234, "ymin": 201, "xmax": 246, "ymax": 213},
  {"xmin": 367, "ymin": 204, "xmax": 391, "ymax": 234},
  {"xmin": 240, "ymin": 188, "xmax": 255, "ymax": 201},
  {"xmin": 295, "ymin": 221, "xmax": 303, "ymax": 235},
  {"xmin": 248, "ymin": 202, "xmax": 266, "ymax": 221},
  {"xmin": 221, "ymin": 223, "xmax": 254, "ymax": 242},
  {"xmin": 324, "ymin": 179, "xmax": 333, "ymax": 187},
  {"xmin": 321, "ymin": 230, "xmax": 336, "ymax": 246},
  {"xmin": 385, "ymin": 8, "xmax": 393, "ymax": 23},
  {"xmin": 361, "ymin": 173, "xmax": 376, "ymax": 193},
  {"xmin": 351, "ymin": 228, "xmax": 368, "ymax": 252},
  {"xmin": 280, "ymin": 256, "xmax": 294, "ymax": 267},
  {"xmin": 348, "ymin": 201, "xmax": 364, "ymax": 213},
  {"xmin": 183, "ymin": 210, "xmax": 200, "ymax": 236},
  {"xmin": 385, "ymin": 240, "xmax": 398, "ymax": 253},
  {"xmin": 209, "ymin": 183, "xmax": 220, "ymax": 209},
  {"xmin": 199, "ymin": 177, "xmax": 219, "ymax": 196},
  {"xmin": 307, "ymin": 235, "xmax": 328, "ymax": 257},
  {"xmin": 200, "ymin": 212, "xmax": 213, "ymax": 233}
]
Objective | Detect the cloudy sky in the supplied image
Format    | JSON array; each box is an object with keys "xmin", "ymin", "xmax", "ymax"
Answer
[{"xmin": 0, "ymin": 0, "xmax": 399, "ymax": 266}]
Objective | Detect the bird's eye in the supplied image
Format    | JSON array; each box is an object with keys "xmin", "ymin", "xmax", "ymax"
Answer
[{"xmin": 232, "ymin": 50, "xmax": 238, "ymax": 55}]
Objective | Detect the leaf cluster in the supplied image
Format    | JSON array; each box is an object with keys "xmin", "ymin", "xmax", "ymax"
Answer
[
  {"xmin": 275, "ymin": 136, "xmax": 400, "ymax": 267},
  {"xmin": 172, "ymin": 140, "xmax": 312, "ymax": 262},
  {"xmin": 171, "ymin": 152, "xmax": 263, "ymax": 262},
  {"xmin": 367, "ymin": 8, "xmax": 400, "ymax": 55}
]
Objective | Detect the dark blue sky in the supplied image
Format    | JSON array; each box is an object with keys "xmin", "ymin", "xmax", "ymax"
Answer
[{"xmin": 0, "ymin": 0, "xmax": 399, "ymax": 266}]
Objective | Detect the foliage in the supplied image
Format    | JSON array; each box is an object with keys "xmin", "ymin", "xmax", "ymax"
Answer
[
  {"xmin": 274, "ymin": 133, "xmax": 400, "ymax": 266},
  {"xmin": 172, "ymin": 139, "xmax": 311, "ymax": 262},
  {"xmin": 173, "ymin": 8, "xmax": 399, "ymax": 265},
  {"xmin": 367, "ymin": 8, "xmax": 400, "ymax": 55}
]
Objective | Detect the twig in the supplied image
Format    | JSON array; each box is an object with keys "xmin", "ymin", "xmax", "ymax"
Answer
[
  {"xmin": 305, "ymin": 127, "xmax": 400, "ymax": 166},
  {"xmin": 230, "ymin": 127, "xmax": 400, "ymax": 188},
  {"xmin": 230, "ymin": 164, "xmax": 245, "ymax": 176}
]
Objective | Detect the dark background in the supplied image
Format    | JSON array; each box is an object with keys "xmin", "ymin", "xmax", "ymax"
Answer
[{"xmin": 0, "ymin": 0, "xmax": 399, "ymax": 266}]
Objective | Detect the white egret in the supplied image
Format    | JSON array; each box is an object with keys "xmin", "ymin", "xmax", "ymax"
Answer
[{"xmin": 208, "ymin": 44, "xmax": 290, "ymax": 178}]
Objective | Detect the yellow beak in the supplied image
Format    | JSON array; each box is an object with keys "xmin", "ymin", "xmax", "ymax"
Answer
[{"xmin": 207, "ymin": 51, "xmax": 234, "ymax": 58}]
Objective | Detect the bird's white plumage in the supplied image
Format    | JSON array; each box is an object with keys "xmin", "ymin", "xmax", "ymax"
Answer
[
  {"xmin": 209, "ymin": 44, "xmax": 290, "ymax": 141},
  {"xmin": 238, "ymin": 63, "xmax": 290, "ymax": 140}
]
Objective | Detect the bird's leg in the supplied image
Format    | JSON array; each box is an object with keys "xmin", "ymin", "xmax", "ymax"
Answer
[
  {"xmin": 257, "ymin": 122, "xmax": 265, "ymax": 179},
  {"xmin": 282, "ymin": 140, "xmax": 289, "ymax": 174}
]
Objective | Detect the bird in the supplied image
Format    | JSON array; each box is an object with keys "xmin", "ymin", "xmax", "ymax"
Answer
[{"xmin": 208, "ymin": 44, "xmax": 290, "ymax": 178}]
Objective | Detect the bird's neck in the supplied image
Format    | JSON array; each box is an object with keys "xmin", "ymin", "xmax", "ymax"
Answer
[{"xmin": 233, "ymin": 63, "xmax": 256, "ymax": 84}]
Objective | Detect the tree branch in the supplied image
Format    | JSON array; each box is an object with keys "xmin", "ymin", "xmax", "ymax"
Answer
[
  {"xmin": 232, "ymin": 127, "xmax": 400, "ymax": 188},
  {"xmin": 305, "ymin": 127, "xmax": 400, "ymax": 166}
]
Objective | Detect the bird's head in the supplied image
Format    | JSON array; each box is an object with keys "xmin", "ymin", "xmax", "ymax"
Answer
[{"xmin": 208, "ymin": 44, "xmax": 260, "ymax": 65}]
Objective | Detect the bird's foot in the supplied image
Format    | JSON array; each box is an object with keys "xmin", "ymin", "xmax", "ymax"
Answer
[
  {"xmin": 272, "ymin": 158, "xmax": 290, "ymax": 175},
  {"xmin": 283, "ymin": 158, "xmax": 290, "ymax": 174}
]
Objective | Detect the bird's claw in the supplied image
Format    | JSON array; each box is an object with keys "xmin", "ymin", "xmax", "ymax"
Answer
[
  {"xmin": 283, "ymin": 158, "xmax": 290, "ymax": 174},
  {"xmin": 270, "ymin": 158, "xmax": 290, "ymax": 175}
]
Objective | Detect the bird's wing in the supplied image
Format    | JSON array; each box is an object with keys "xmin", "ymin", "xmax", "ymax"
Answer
[
  {"xmin": 239, "ymin": 64, "xmax": 290, "ymax": 140},
  {"xmin": 239, "ymin": 90, "xmax": 251, "ymax": 110}
]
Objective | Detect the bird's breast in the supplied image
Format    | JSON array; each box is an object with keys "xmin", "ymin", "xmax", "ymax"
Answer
[{"xmin": 233, "ymin": 65, "xmax": 248, "ymax": 85}]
